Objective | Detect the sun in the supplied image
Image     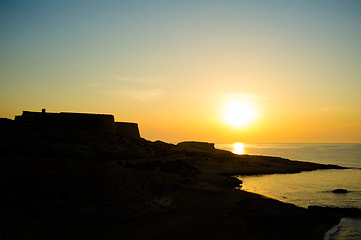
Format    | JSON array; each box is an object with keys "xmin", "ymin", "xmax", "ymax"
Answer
[{"xmin": 223, "ymin": 100, "xmax": 258, "ymax": 127}]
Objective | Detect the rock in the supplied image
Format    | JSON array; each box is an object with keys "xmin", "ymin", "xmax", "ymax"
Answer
[
  {"xmin": 224, "ymin": 177, "xmax": 243, "ymax": 187},
  {"xmin": 332, "ymin": 189, "xmax": 348, "ymax": 194},
  {"xmin": 0, "ymin": 118, "xmax": 13, "ymax": 128},
  {"xmin": 309, "ymin": 205, "xmax": 361, "ymax": 218},
  {"xmin": 176, "ymin": 141, "xmax": 215, "ymax": 152}
]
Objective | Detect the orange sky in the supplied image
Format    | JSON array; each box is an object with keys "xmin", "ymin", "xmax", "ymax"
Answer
[{"xmin": 1, "ymin": 1, "xmax": 361, "ymax": 143}]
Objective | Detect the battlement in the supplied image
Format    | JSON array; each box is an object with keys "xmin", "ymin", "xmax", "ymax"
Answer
[{"xmin": 14, "ymin": 109, "xmax": 141, "ymax": 139}]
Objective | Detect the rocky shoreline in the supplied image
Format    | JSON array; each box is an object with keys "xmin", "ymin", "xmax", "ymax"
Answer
[{"xmin": 0, "ymin": 126, "xmax": 351, "ymax": 239}]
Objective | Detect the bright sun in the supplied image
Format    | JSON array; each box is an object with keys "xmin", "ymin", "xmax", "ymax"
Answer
[{"xmin": 223, "ymin": 100, "xmax": 258, "ymax": 127}]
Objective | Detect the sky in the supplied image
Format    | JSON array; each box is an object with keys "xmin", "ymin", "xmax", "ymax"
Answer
[{"xmin": 1, "ymin": 0, "xmax": 361, "ymax": 143}]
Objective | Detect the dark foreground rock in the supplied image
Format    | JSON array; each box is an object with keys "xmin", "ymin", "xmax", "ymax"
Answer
[
  {"xmin": 0, "ymin": 126, "xmax": 347, "ymax": 240},
  {"xmin": 0, "ymin": 156, "xmax": 340, "ymax": 240},
  {"xmin": 308, "ymin": 206, "xmax": 361, "ymax": 218}
]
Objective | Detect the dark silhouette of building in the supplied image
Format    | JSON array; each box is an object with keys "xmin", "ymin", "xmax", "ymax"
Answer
[{"xmin": 14, "ymin": 109, "xmax": 141, "ymax": 139}]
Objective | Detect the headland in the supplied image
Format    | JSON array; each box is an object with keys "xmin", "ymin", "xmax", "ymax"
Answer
[{"xmin": 0, "ymin": 111, "xmax": 351, "ymax": 240}]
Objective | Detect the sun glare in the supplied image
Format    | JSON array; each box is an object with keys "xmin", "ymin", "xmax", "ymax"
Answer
[
  {"xmin": 223, "ymin": 100, "xmax": 258, "ymax": 127},
  {"xmin": 233, "ymin": 142, "xmax": 244, "ymax": 154}
]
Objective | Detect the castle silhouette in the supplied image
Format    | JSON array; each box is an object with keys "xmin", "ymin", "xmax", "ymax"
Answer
[{"xmin": 13, "ymin": 109, "xmax": 140, "ymax": 139}]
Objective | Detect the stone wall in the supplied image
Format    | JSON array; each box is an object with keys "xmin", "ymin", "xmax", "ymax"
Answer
[
  {"xmin": 58, "ymin": 112, "xmax": 115, "ymax": 133},
  {"xmin": 114, "ymin": 122, "xmax": 140, "ymax": 139},
  {"xmin": 14, "ymin": 110, "xmax": 141, "ymax": 139},
  {"xmin": 16, "ymin": 111, "xmax": 115, "ymax": 133}
]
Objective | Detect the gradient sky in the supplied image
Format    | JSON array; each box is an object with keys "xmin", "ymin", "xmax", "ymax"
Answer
[{"xmin": 1, "ymin": 0, "xmax": 361, "ymax": 143}]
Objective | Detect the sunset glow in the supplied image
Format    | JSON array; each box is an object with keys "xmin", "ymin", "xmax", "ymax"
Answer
[
  {"xmin": 223, "ymin": 100, "xmax": 258, "ymax": 127},
  {"xmin": 233, "ymin": 142, "xmax": 245, "ymax": 155},
  {"xmin": 0, "ymin": 1, "xmax": 360, "ymax": 143}
]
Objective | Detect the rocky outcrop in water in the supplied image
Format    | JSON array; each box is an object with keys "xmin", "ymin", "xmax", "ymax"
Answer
[{"xmin": 332, "ymin": 189, "xmax": 349, "ymax": 194}]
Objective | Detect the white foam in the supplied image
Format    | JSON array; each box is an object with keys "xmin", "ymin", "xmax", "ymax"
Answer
[{"xmin": 324, "ymin": 219, "xmax": 343, "ymax": 240}]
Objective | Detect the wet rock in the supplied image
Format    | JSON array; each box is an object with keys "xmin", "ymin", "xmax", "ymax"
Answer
[
  {"xmin": 309, "ymin": 205, "xmax": 361, "ymax": 218},
  {"xmin": 332, "ymin": 189, "xmax": 348, "ymax": 194},
  {"xmin": 224, "ymin": 177, "xmax": 243, "ymax": 187}
]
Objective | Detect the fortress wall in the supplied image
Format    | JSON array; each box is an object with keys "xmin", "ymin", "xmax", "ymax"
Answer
[
  {"xmin": 58, "ymin": 113, "xmax": 115, "ymax": 132},
  {"xmin": 114, "ymin": 122, "xmax": 140, "ymax": 139},
  {"xmin": 16, "ymin": 111, "xmax": 115, "ymax": 132},
  {"xmin": 15, "ymin": 111, "xmax": 57, "ymax": 126},
  {"xmin": 14, "ymin": 110, "xmax": 141, "ymax": 138}
]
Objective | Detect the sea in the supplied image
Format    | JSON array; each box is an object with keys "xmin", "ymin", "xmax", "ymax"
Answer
[{"xmin": 215, "ymin": 143, "xmax": 361, "ymax": 240}]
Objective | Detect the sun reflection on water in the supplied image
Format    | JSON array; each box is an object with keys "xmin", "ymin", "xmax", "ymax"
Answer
[{"xmin": 233, "ymin": 142, "xmax": 244, "ymax": 154}]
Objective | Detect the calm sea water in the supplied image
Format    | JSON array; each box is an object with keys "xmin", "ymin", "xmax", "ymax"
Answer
[
  {"xmin": 216, "ymin": 143, "xmax": 361, "ymax": 168},
  {"xmin": 216, "ymin": 143, "xmax": 361, "ymax": 240}
]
